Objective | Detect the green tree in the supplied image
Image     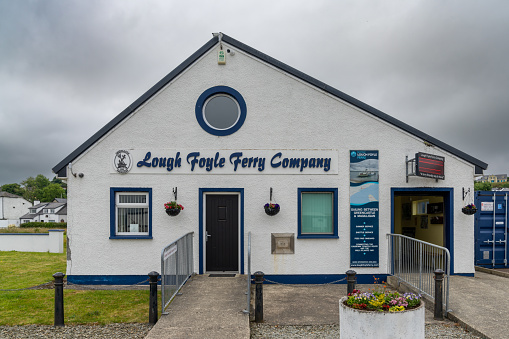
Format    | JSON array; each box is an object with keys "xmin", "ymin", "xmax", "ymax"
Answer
[
  {"xmin": 39, "ymin": 183, "xmax": 66, "ymax": 202},
  {"xmin": 21, "ymin": 174, "xmax": 52, "ymax": 202},
  {"xmin": 0, "ymin": 183, "xmax": 25, "ymax": 197},
  {"xmin": 474, "ymin": 182, "xmax": 492, "ymax": 191},
  {"xmin": 52, "ymin": 176, "xmax": 67, "ymax": 190}
]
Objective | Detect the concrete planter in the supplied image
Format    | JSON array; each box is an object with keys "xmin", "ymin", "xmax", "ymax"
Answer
[{"xmin": 339, "ymin": 296, "xmax": 425, "ymax": 339}]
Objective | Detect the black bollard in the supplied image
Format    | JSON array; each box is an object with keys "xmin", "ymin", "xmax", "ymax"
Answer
[
  {"xmin": 346, "ymin": 270, "xmax": 357, "ymax": 295},
  {"xmin": 53, "ymin": 272, "xmax": 65, "ymax": 327},
  {"xmin": 434, "ymin": 269, "xmax": 444, "ymax": 320},
  {"xmin": 148, "ymin": 271, "xmax": 159, "ymax": 325},
  {"xmin": 254, "ymin": 271, "xmax": 264, "ymax": 323}
]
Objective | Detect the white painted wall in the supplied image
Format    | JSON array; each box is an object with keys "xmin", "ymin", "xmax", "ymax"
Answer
[
  {"xmin": 64, "ymin": 41, "xmax": 477, "ymax": 278},
  {"xmin": 0, "ymin": 230, "xmax": 64, "ymax": 253},
  {"xmin": 0, "ymin": 220, "xmax": 20, "ymax": 228},
  {"xmin": 0, "ymin": 196, "xmax": 31, "ymax": 220}
]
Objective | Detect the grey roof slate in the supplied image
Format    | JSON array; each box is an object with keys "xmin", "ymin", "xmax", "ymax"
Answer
[
  {"xmin": 0, "ymin": 191, "xmax": 23, "ymax": 198},
  {"xmin": 56, "ymin": 206, "xmax": 67, "ymax": 215},
  {"xmin": 52, "ymin": 33, "xmax": 488, "ymax": 176},
  {"xmin": 20, "ymin": 213, "xmax": 38, "ymax": 219}
]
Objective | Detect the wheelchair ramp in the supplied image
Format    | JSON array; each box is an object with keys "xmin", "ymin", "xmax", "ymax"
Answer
[{"xmin": 145, "ymin": 274, "xmax": 249, "ymax": 339}]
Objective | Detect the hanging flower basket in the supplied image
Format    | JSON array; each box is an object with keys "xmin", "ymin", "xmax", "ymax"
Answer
[
  {"xmin": 264, "ymin": 203, "xmax": 280, "ymax": 216},
  {"xmin": 166, "ymin": 208, "xmax": 181, "ymax": 216},
  {"xmin": 462, "ymin": 204, "xmax": 477, "ymax": 215},
  {"xmin": 164, "ymin": 201, "xmax": 184, "ymax": 217}
]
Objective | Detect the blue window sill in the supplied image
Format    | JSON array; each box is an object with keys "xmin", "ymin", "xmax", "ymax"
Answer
[
  {"xmin": 297, "ymin": 235, "xmax": 339, "ymax": 239},
  {"xmin": 109, "ymin": 236, "xmax": 153, "ymax": 240}
]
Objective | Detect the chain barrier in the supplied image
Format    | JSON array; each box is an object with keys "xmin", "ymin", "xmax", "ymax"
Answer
[
  {"xmin": 0, "ymin": 281, "xmax": 54, "ymax": 292},
  {"xmin": 1, "ymin": 277, "xmax": 156, "ymax": 292},
  {"xmin": 66, "ymin": 278, "xmax": 153, "ymax": 290},
  {"xmin": 261, "ymin": 276, "xmax": 347, "ymax": 286}
]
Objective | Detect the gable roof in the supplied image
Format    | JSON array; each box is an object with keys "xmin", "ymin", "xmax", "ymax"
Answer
[
  {"xmin": 0, "ymin": 191, "xmax": 23, "ymax": 199},
  {"xmin": 53, "ymin": 33, "xmax": 488, "ymax": 176}
]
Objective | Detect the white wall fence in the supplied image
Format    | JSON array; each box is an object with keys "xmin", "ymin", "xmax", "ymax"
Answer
[
  {"xmin": 0, "ymin": 229, "xmax": 64, "ymax": 253},
  {"xmin": 0, "ymin": 220, "xmax": 21, "ymax": 228}
]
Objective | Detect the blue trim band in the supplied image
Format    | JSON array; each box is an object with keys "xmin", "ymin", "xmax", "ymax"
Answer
[
  {"xmin": 195, "ymin": 86, "xmax": 247, "ymax": 136},
  {"xmin": 199, "ymin": 188, "xmax": 244, "ymax": 274},
  {"xmin": 68, "ymin": 275, "xmax": 158, "ymax": 285}
]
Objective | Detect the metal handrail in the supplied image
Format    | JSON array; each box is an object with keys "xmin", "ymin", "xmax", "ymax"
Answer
[
  {"xmin": 243, "ymin": 232, "xmax": 251, "ymax": 314},
  {"xmin": 161, "ymin": 232, "xmax": 194, "ymax": 315},
  {"xmin": 387, "ymin": 233, "xmax": 450, "ymax": 315}
]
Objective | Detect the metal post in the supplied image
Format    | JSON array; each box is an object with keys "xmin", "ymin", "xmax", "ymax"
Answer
[
  {"xmin": 149, "ymin": 271, "xmax": 159, "ymax": 325},
  {"xmin": 419, "ymin": 242, "xmax": 422, "ymax": 292},
  {"xmin": 434, "ymin": 269, "xmax": 444, "ymax": 320},
  {"xmin": 254, "ymin": 271, "xmax": 264, "ymax": 323},
  {"xmin": 346, "ymin": 270, "xmax": 357, "ymax": 294},
  {"xmin": 53, "ymin": 272, "xmax": 65, "ymax": 327}
]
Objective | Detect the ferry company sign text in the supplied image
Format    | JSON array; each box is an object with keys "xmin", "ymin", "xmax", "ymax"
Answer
[{"xmin": 112, "ymin": 149, "xmax": 338, "ymax": 175}]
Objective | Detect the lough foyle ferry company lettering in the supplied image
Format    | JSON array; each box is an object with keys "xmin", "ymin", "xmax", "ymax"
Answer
[{"xmin": 136, "ymin": 151, "xmax": 332, "ymax": 173}]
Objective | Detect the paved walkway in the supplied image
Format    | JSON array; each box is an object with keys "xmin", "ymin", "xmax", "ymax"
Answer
[
  {"xmin": 145, "ymin": 269, "xmax": 509, "ymax": 339},
  {"xmin": 145, "ymin": 275, "xmax": 250, "ymax": 339},
  {"xmin": 446, "ymin": 268, "xmax": 509, "ymax": 339}
]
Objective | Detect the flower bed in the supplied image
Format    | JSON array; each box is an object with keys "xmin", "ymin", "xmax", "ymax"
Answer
[
  {"xmin": 345, "ymin": 289, "xmax": 421, "ymax": 312},
  {"xmin": 339, "ymin": 289, "xmax": 424, "ymax": 338}
]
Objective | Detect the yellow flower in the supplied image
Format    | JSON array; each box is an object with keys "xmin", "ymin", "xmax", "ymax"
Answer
[
  {"xmin": 369, "ymin": 294, "xmax": 385, "ymax": 308},
  {"xmin": 389, "ymin": 306, "xmax": 405, "ymax": 312}
]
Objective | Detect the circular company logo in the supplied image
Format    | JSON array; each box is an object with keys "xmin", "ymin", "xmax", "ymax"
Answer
[
  {"xmin": 350, "ymin": 151, "xmax": 357, "ymax": 158},
  {"xmin": 113, "ymin": 150, "xmax": 132, "ymax": 174}
]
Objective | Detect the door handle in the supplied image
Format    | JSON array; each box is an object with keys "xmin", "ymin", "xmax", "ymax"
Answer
[{"xmin": 206, "ymin": 231, "xmax": 212, "ymax": 242}]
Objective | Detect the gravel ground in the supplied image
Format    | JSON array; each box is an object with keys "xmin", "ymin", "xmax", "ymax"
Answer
[
  {"xmin": 250, "ymin": 323, "xmax": 482, "ymax": 338},
  {"xmin": 0, "ymin": 324, "xmax": 152, "ymax": 339},
  {"xmin": 0, "ymin": 322, "xmax": 481, "ymax": 338}
]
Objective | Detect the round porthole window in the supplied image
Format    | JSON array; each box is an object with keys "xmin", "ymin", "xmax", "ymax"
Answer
[{"xmin": 195, "ymin": 86, "xmax": 246, "ymax": 136}]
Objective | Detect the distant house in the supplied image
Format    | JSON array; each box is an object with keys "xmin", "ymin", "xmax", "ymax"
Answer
[
  {"xmin": 0, "ymin": 192, "xmax": 31, "ymax": 227},
  {"xmin": 477, "ymin": 174, "xmax": 508, "ymax": 183},
  {"xmin": 20, "ymin": 199, "xmax": 67, "ymax": 224}
]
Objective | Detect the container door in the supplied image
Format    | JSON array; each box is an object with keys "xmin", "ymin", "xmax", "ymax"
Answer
[{"xmin": 475, "ymin": 192, "xmax": 508, "ymax": 267}]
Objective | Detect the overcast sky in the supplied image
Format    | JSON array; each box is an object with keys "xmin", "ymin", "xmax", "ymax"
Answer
[{"xmin": 1, "ymin": 0, "xmax": 508, "ymax": 186}]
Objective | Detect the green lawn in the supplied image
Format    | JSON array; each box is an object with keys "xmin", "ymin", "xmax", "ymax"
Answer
[{"xmin": 0, "ymin": 246, "xmax": 158, "ymax": 325}]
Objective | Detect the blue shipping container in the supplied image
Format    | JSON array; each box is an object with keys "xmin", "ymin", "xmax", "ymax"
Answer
[{"xmin": 475, "ymin": 191, "xmax": 509, "ymax": 267}]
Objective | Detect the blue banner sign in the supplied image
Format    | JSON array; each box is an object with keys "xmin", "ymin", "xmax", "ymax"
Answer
[{"xmin": 350, "ymin": 150, "xmax": 379, "ymax": 267}]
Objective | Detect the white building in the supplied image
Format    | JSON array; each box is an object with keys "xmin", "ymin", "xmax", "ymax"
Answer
[
  {"xmin": 53, "ymin": 33, "xmax": 487, "ymax": 285},
  {"xmin": 0, "ymin": 192, "xmax": 31, "ymax": 227},
  {"xmin": 20, "ymin": 200, "xmax": 67, "ymax": 224}
]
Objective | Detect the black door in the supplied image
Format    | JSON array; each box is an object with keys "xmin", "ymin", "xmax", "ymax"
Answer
[{"xmin": 206, "ymin": 194, "xmax": 239, "ymax": 272}]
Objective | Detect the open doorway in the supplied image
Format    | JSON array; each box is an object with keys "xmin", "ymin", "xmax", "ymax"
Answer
[
  {"xmin": 391, "ymin": 188, "xmax": 454, "ymax": 272},
  {"xmin": 394, "ymin": 195, "xmax": 444, "ymax": 246}
]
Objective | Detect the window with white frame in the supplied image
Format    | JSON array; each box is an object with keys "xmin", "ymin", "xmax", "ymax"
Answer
[
  {"xmin": 298, "ymin": 188, "xmax": 338, "ymax": 238},
  {"xmin": 110, "ymin": 188, "xmax": 152, "ymax": 239}
]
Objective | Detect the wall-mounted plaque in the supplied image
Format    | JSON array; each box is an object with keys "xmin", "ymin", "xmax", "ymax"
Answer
[{"xmin": 271, "ymin": 233, "xmax": 295, "ymax": 254}]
